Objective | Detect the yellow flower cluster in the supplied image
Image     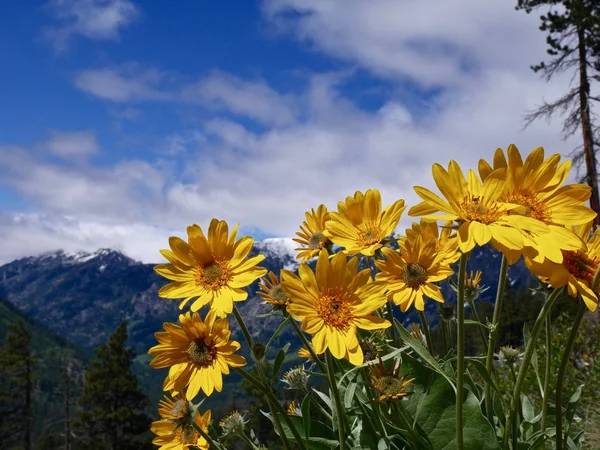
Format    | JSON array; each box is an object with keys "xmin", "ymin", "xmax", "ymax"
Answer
[{"xmin": 147, "ymin": 143, "xmax": 600, "ymax": 448}]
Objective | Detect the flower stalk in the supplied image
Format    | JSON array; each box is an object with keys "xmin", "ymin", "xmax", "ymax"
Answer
[
  {"xmin": 502, "ymin": 286, "xmax": 565, "ymax": 448},
  {"xmin": 484, "ymin": 254, "xmax": 507, "ymax": 423},
  {"xmin": 555, "ymin": 303, "xmax": 586, "ymax": 450},
  {"xmin": 456, "ymin": 252, "xmax": 468, "ymax": 450}
]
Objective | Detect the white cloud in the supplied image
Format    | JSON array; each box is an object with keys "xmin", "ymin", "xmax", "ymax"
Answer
[
  {"xmin": 74, "ymin": 67, "xmax": 298, "ymax": 127},
  {"xmin": 262, "ymin": 0, "xmax": 551, "ymax": 86},
  {"xmin": 43, "ymin": 129, "xmax": 99, "ymax": 158},
  {"xmin": 182, "ymin": 71, "xmax": 298, "ymax": 126},
  {"xmin": 44, "ymin": 0, "xmax": 140, "ymax": 52},
  {"xmin": 2, "ymin": 0, "xmax": 598, "ymax": 264},
  {"xmin": 74, "ymin": 66, "xmax": 170, "ymax": 102}
]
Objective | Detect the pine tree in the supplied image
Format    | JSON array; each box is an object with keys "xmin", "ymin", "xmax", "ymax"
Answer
[
  {"xmin": 0, "ymin": 319, "xmax": 36, "ymax": 450},
  {"xmin": 75, "ymin": 320, "xmax": 151, "ymax": 450},
  {"xmin": 516, "ymin": 0, "xmax": 600, "ymax": 224}
]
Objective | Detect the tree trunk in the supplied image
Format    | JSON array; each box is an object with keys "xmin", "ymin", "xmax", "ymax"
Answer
[
  {"xmin": 24, "ymin": 355, "xmax": 31, "ymax": 450},
  {"xmin": 64, "ymin": 366, "xmax": 71, "ymax": 450},
  {"xmin": 578, "ymin": 25, "xmax": 600, "ymax": 227}
]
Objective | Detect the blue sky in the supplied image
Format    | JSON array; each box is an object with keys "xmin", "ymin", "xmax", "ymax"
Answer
[{"xmin": 0, "ymin": 0, "xmax": 589, "ymax": 263}]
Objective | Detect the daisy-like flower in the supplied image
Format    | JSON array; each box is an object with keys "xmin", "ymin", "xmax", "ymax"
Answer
[
  {"xmin": 281, "ymin": 250, "xmax": 391, "ymax": 366},
  {"xmin": 366, "ymin": 357, "xmax": 415, "ymax": 402},
  {"xmin": 257, "ymin": 271, "xmax": 288, "ymax": 309},
  {"xmin": 375, "ymin": 236, "xmax": 454, "ymax": 312},
  {"xmin": 527, "ymin": 221, "xmax": 600, "ymax": 312},
  {"xmin": 478, "ymin": 145, "xmax": 593, "ymax": 263},
  {"xmin": 151, "ymin": 394, "xmax": 211, "ymax": 450},
  {"xmin": 157, "ymin": 392, "xmax": 191, "ymax": 421},
  {"xmin": 401, "ymin": 219, "xmax": 460, "ymax": 266},
  {"xmin": 324, "ymin": 189, "xmax": 406, "ymax": 256},
  {"xmin": 297, "ymin": 347, "xmax": 313, "ymax": 359},
  {"xmin": 155, "ymin": 219, "xmax": 267, "ymax": 317},
  {"xmin": 293, "ymin": 204, "xmax": 332, "ymax": 262},
  {"xmin": 149, "ymin": 310, "xmax": 246, "ymax": 400},
  {"xmin": 219, "ymin": 410, "xmax": 247, "ymax": 436},
  {"xmin": 287, "ymin": 400, "xmax": 302, "ymax": 416},
  {"xmin": 408, "ymin": 161, "xmax": 549, "ymax": 256}
]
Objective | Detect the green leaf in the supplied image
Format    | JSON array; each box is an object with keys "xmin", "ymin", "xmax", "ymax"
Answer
[
  {"xmin": 521, "ymin": 395, "xmax": 535, "ymax": 423},
  {"xmin": 302, "ymin": 393, "xmax": 311, "ymax": 444},
  {"xmin": 403, "ymin": 355, "xmax": 498, "ymax": 450},
  {"xmin": 523, "ymin": 323, "xmax": 544, "ymax": 396},
  {"xmin": 262, "ymin": 411, "xmax": 336, "ymax": 449},
  {"xmin": 344, "ymin": 379, "xmax": 358, "ymax": 409},
  {"xmin": 266, "ymin": 316, "xmax": 291, "ymax": 348},
  {"xmin": 469, "ymin": 358, "xmax": 501, "ymax": 396},
  {"xmin": 312, "ymin": 388, "xmax": 332, "ymax": 410},
  {"xmin": 565, "ymin": 384, "xmax": 584, "ymax": 437},
  {"xmin": 464, "ymin": 319, "xmax": 489, "ymax": 329},
  {"xmin": 395, "ymin": 319, "xmax": 456, "ymax": 392},
  {"xmin": 272, "ymin": 342, "xmax": 290, "ymax": 380}
]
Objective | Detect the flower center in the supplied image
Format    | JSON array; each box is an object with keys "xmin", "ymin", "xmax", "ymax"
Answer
[
  {"xmin": 460, "ymin": 195, "xmax": 502, "ymax": 224},
  {"xmin": 198, "ymin": 262, "xmax": 230, "ymax": 290},
  {"xmin": 269, "ymin": 285, "xmax": 287, "ymax": 304},
  {"xmin": 187, "ymin": 339, "xmax": 217, "ymax": 367},
  {"xmin": 308, "ymin": 231, "xmax": 326, "ymax": 250},
  {"xmin": 402, "ymin": 263, "xmax": 428, "ymax": 288},
  {"xmin": 358, "ymin": 226, "xmax": 382, "ymax": 246},
  {"xmin": 373, "ymin": 376, "xmax": 407, "ymax": 397},
  {"xmin": 316, "ymin": 291, "xmax": 353, "ymax": 330},
  {"xmin": 562, "ymin": 251, "xmax": 598, "ymax": 283},
  {"xmin": 503, "ymin": 192, "xmax": 550, "ymax": 222},
  {"xmin": 169, "ymin": 399, "xmax": 188, "ymax": 419}
]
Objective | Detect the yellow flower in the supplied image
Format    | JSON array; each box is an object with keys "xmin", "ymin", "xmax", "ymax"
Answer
[
  {"xmin": 465, "ymin": 270, "xmax": 482, "ymax": 290},
  {"xmin": 257, "ymin": 271, "xmax": 288, "ymax": 308},
  {"xmin": 293, "ymin": 205, "xmax": 332, "ymax": 262},
  {"xmin": 325, "ymin": 189, "xmax": 406, "ymax": 256},
  {"xmin": 157, "ymin": 392, "xmax": 191, "ymax": 421},
  {"xmin": 527, "ymin": 221, "xmax": 600, "ymax": 312},
  {"xmin": 366, "ymin": 357, "xmax": 415, "ymax": 402},
  {"xmin": 281, "ymin": 250, "xmax": 391, "ymax": 365},
  {"xmin": 401, "ymin": 219, "xmax": 460, "ymax": 266},
  {"xmin": 408, "ymin": 160, "xmax": 548, "ymax": 255},
  {"xmin": 375, "ymin": 237, "xmax": 454, "ymax": 312},
  {"xmin": 478, "ymin": 144, "xmax": 593, "ymax": 263},
  {"xmin": 151, "ymin": 408, "xmax": 211, "ymax": 450},
  {"xmin": 148, "ymin": 310, "xmax": 246, "ymax": 400},
  {"xmin": 155, "ymin": 219, "xmax": 267, "ymax": 317},
  {"xmin": 287, "ymin": 400, "xmax": 301, "ymax": 416},
  {"xmin": 297, "ymin": 347, "xmax": 313, "ymax": 359}
]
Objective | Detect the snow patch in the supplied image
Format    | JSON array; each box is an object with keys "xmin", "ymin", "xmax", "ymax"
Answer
[{"xmin": 255, "ymin": 238, "xmax": 299, "ymax": 270}]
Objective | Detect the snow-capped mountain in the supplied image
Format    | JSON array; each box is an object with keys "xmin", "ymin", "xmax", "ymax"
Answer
[{"xmin": 253, "ymin": 237, "xmax": 299, "ymax": 270}]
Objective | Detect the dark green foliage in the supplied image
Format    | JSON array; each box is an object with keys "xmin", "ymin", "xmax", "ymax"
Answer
[
  {"xmin": 75, "ymin": 320, "xmax": 152, "ymax": 450},
  {"xmin": 0, "ymin": 319, "xmax": 36, "ymax": 449}
]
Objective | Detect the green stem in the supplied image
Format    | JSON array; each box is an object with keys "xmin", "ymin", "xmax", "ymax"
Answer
[
  {"xmin": 232, "ymin": 307, "xmax": 302, "ymax": 450},
  {"xmin": 265, "ymin": 396, "xmax": 295, "ymax": 450},
  {"xmin": 468, "ymin": 299, "xmax": 488, "ymax": 350},
  {"xmin": 509, "ymin": 366, "xmax": 518, "ymax": 450},
  {"xmin": 233, "ymin": 305, "xmax": 254, "ymax": 348},
  {"xmin": 555, "ymin": 303, "xmax": 586, "ymax": 450},
  {"xmin": 191, "ymin": 422, "xmax": 227, "ymax": 450},
  {"xmin": 541, "ymin": 314, "xmax": 552, "ymax": 433},
  {"xmin": 304, "ymin": 387, "xmax": 333, "ymax": 422},
  {"xmin": 393, "ymin": 401, "xmax": 423, "ymax": 449},
  {"xmin": 442, "ymin": 319, "xmax": 451, "ymax": 355},
  {"xmin": 418, "ymin": 310, "xmax": 434, "ymax": 356},
  {"xmin": 502, "ymin": 286, "xmax": 565, "ymax": 449},
  {"xmin": 289, "ymin": 318, "xmax": 328, "ymax": 374},
  {"xmin": 485, "ymin": 254, "xmax": 508, "ymax": 424},
  {"xmin": 326, "ymin": 351, "xmax": 346, "ymax": 450},
  {"xmin": 456, "ymin": 252, "xmax": 468, "ymax": 450},
  {"xmin": 386, "ymin": 301, "xmax": 399, "ymax": 347},
  {"xmin": 239, "ymin": 431, "xmax": 262, "ymax": 450}
]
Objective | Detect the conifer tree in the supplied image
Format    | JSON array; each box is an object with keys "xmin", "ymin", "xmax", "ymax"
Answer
[
  {"xmin": 516, "ymin": 0, "xmax": 600, "ymax": 224},
  {"xmin": 0, "ymin": 319, "xmax": 36, "ymax": 450},
  {"xmin": 75, "ymin": 320, "xmax": 151, "ymax": 450}
]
